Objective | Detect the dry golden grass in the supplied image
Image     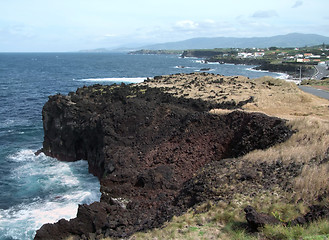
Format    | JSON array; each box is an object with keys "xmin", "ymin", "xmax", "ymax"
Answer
[
  {"xmin": 239, "ymin": 77, "xmax": 329, "ymax": 121},
  {"xmin": 293, "ymin": 164, "xmax": 329, "ymax": 204},
  {"xmin": 229, "ymin": 77, "xmax": 329, "ymax": 204},
  {"xmin": 241, "ymin": 118, "xmax": 329, "ymax": 164},
  {"xmin": 144, "ymin": 73, "xmax": 329, "ymax": 121},
  {"xmin": 143, "ymin": 74, "xmax": 256, "ymax": 104}
]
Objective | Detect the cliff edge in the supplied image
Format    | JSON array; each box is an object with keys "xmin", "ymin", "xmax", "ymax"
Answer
[{"xmin": 35, "ymin": 74, "xmax": 293, "ymax": 239}]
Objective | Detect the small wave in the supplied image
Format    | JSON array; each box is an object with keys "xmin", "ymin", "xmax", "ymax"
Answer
[
  {"xmin": 1, "ymin": 149, "xmax": 101, "ymax": 240},
  {"xmin": 194, "ymin": 60, "xmax": 207, "ymax": 64},
  {"xmin": 246, "ymin": 67, "xmax": 269, "ymax": 73},
  {"xmin": 76, "ymin": 77, "xmax": 147, "ymax": 83},
  {"xmin": 276, "ymin": 73, "xmax": 290, "ymax": 80},
  {"xmin": 0, "ymin": 197, "xmax": 80, "ymax": 239},
  {"xmin": 246, "ymin": 67, "xmax": 290, "ymax": 80},
  {"xmin": 8, "ymin": 149, "xmax": 36, "ymax": 162},
  {"xmin": 174, "ymin": 66, "xmax": 191, "ymax": 69}
]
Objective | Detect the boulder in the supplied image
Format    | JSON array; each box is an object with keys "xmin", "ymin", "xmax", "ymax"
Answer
[{"xmin": 244, "ymin": 206, "xmax": 281, "ymax": 231}]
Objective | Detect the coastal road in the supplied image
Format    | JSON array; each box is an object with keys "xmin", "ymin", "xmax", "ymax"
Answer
[
  {"xmin": 313, "ymin": 64, "xmax": 329, "ymax": 80},
  {"xmin": 298, "ymin": 86, "xmax": 329, "ymax": 100}
]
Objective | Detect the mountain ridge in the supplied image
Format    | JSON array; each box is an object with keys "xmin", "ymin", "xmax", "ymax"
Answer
[
  {"xmin": 86, "ymin": 33, "xmax": 329, "ymax": 52},
  {"xmin": 137, "ymin": 33, "xmax": 329, "ymax": 50}
]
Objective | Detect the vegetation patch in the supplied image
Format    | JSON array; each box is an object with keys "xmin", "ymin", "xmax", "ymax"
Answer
[
  {"xmin": 301, "ymin": 78, "xmax": 329, "ymax": 91},
  {"xmin": 302, "ymin": 78, "xmax": 329, "ymax": 86},
  {"xmin": 101, "ymin": 196, "xmax": 328, "ymax": 240}
]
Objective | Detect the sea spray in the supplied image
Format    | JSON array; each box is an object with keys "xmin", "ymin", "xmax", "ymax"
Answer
[{"xmin": 0, "ymin": 150, "xmax": 100, "ymax": 240}]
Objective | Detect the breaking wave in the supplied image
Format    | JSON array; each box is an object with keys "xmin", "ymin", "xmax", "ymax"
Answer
[{"xmin": 0, "ymin": 149, "xmax": 101, "ymax": 240}]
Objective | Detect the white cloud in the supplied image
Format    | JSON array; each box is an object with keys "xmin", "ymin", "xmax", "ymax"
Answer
[
  {"xmin": 252, "ymin": 10, "xmax": 278, "ymax": 18},
  {"xmin": 175, "ymin": 20, "xmax": 199, "ymax": 30},
  {"xmin": 172, "ymin": 19, "xmax": 227, "ymax": 35},
  {"xmin": 292, "ymin": 0, "xmax": 303, "ymax": 8}
]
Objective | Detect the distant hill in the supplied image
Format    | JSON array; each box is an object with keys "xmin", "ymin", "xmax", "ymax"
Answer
[{"xmin": 137, "ymin": 33, "xmax": 329, "ymax": 50}]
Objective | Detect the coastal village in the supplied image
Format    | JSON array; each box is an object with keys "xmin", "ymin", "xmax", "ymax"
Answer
[
  {"xmin": 236, "ymin": 47, "xmax": 329, "ymax": 64},
  {"xmin": 217, "ymin": 46, "xmax": 329, "ymax": 80},
  {"xmin": 130, "ymin": 45, "xmax": 329, "ymax": 80},
  {"xmin": 130, "ymin": 44, "xmax": 329, "ymax": 64}
]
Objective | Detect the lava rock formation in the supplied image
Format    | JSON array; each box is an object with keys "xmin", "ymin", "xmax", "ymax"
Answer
[{"xmin": 35, "ymin": 82, "xmax": 293, "ymax": 239}]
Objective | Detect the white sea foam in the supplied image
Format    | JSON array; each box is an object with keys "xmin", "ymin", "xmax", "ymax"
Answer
[
  {"xmin": 77, "ymin": 77, "xmax": 147, "ymax": 83},
  {"xmin": 245, "ymin": 67, "xmax": 293, "ymax": 81},
  {"xmin": 8, "ymin": 149, "xmax": 36, "ymax": 162},
  {"xmin": 246, "ymin": 67, "xmax": 270, "ymax": 73},
  {"xmin": 276, "ymin": 73, "xmax": 290, "ymax": 80},
  {"xmin": 194, "ymin": 60, "xmax": 206, "ymax": 64},
  {"xmin": 1, "ymin": 149, "xmax": 101, "ymax": 240},
  {"xmin": 174, "ymin": 66, "xmax": 192, "ymax": 69},
  {"xmin": 195, "ymin": 69, "xmax": 215, "ymax": 72}
]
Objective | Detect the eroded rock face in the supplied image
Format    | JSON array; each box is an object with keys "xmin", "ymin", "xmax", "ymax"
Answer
[{"xmin": 35, "ymin": 82, "xmax": 293, "ymax": 239}]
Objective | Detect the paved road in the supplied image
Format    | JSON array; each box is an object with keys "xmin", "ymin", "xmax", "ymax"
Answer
[
  {"xmin": 299, "ymin": 86, "xmax": 329, "ymax": 100},
  {"xmin": 313, "ymin": 64, "xmax": 329, "ymax": 80}
]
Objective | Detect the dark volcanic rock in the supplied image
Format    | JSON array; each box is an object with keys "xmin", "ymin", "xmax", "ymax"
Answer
[
  {"xmin": 289, "ymin": 205, "xmax": 329, "ymax": 226},
  {"xmin": 174, "ymin": 160, "xmax": 303, "ymax": 211},
  {"xmin": 244, "ymin": 206, "xmax": 281, "ymax": 231},
  {"xmin": 244, "ymin": 204, "xmax": 329, "ymax": 231},
  {"xmin": 35, "ymin": 82, "xmax": 294, "ymax": 239}
]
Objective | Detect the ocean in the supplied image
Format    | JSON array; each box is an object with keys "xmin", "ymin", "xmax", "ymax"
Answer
[{"xmin": 0, "ymin": 52, "xmax": 282, "ymax": 239}]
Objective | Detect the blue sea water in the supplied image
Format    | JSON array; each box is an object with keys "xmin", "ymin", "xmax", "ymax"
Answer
[{"xmin": 0, "ymin": 52, "xmax": 282, "ymax": 239}]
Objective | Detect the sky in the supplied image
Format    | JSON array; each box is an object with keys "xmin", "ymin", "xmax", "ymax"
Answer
[{"xmin": 0, "ymin": 0, "xmax": 328, "ymax": 52}]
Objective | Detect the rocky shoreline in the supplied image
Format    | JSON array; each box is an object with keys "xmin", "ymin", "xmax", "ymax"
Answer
[
  {"xmin": 181, "ymin": 50, "xmax": 316, "ymax": 79},
  {"xmin": 205, "ymin": 58, "xmax": 315, "ymax": 79},
  {"xmin": 34, "ymin": 73, "xmax": 301, "ymax": 239}
]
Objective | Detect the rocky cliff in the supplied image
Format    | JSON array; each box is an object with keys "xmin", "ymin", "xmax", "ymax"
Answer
[{"xmin": 35, "ymin": 75, "xmax": 294, "ymax": 239}]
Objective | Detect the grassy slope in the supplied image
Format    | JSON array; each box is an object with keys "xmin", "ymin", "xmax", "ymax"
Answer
[
  {"xmin": 96, "ymin": 73, "xmax": 329, "ymax": 240},
  {"xmin": 301, "ymin": 78, "xmax": 329, "ymax": 92}
]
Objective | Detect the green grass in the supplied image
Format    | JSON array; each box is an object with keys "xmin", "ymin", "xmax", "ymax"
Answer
[
  {"xmin": 262, "ymin": 219, "xmax": 329, "ymax": 240},
  {"xmin": 100, "ymin": 193, "xmax": 328, "ymax": 240},
  {"xmin": 301, "ymin": 78, "xmax": 329, "ymax": 86}
]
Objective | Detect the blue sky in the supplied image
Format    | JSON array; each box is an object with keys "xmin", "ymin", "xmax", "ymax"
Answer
[{"xmin": 0, "ymin": 0, "xmax": 328, "ymax": 52}]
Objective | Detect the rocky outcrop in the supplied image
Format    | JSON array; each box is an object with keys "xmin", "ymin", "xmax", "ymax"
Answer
[
  {"xmin": 174, "ymin": 160, "xmax": 303, "ymax": 211},
  {"xmin": 35, "ymin": 76, "xmax": 294, "ymax": 239},
  {"xmin": 181, "ymin": 50, "xmax": 224, "ymax": 58},
  {"xmin": 244, "ymin": 206, "xmax": 281, "ymax": 231},
  {"xmin": 244, "ymin": 205, "xmax": 329, "ymax": 231}
]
